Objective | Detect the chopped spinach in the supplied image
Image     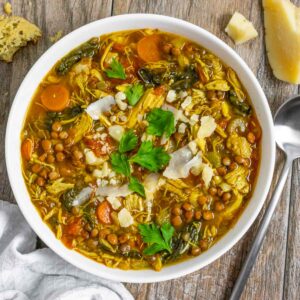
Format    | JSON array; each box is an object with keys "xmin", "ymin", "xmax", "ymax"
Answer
[
  {"xmin": 45, "ymin": 105, "xmax": 83, "ymax": 130},
  {"xmin": 165, "ymin": 221, "xmax": 201, "ymax": 261},
  {"xmin": 83, "ymin": 206, "xmax": 97, "ymax": 227},
  {"xmin": 56, "ymin": 38, "xmax": 99, "ymax": 75},
  {"xmin": 60, "ymin": 188, "xmax": 78, "ymax": 211},
  {"xmin": 137, "ymin": 65, "xmax": 198, "ymax": 91},
  {"xmin": 171, "ymin": 65, "xmax": 199, "ymax": 91},
  {"xmin": 229, "ymin": 90, "xmax": 251, "ymax": 115}
]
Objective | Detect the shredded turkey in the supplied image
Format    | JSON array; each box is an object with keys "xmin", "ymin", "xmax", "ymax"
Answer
[{"xmin": 118, "ymin": 208, "xmax": 134, "ymax": 227}]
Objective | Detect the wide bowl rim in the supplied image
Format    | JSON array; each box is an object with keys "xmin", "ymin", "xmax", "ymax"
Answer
[{"xmin": 5, "ymin": 13, "xmax": 275, "ymax": 283}]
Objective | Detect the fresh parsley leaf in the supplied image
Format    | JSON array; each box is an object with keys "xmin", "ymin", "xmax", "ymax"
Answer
[
  {"xmin": 105, "ymin": 58, "xmax": 126, "ymax": 79},
  {"xmin": 110, "ymin": 152, "xmax": 130, "ymax": 177},
  {"xmin": 146, "ymin": 108, "xmax": 175, "ymax": 138},
  {"xmin": 128, "ymin": 176, "xmax": 145, "ymax": 197},
  {"xmin": 125, "ymin": 83, "xmax": 144, "ymax": 106},
  {"xmin": 119, "ymin": 130, "xmax": 138, "ymax": 153},
  {"xmin": 130, "ymin": 141, "xmax": 170, "ymax": 172},
  {"xmin": 138, "ymin": 222, "xmax": 175, "ymax": 255}
]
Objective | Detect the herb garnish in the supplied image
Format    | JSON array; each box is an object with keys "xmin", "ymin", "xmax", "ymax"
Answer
[
  {"xmin": 125, "ymin": 83, "xmax": 144, "ymax": 106},
  {"xmin": 146, "ymin": 108, "xmax": 175, "ymax": 138},
  {"xmin": 119, "ymin": 130, "xmax": 138, "ymax": 153},
  {"xmin": 110, "ymin": 152, "xmax": 130, "ymax": 177},
  {"xmin": 130, "ymin": 141, "xmax": 170, "ymax": 172},
  {"xmin": 129, "ymin": 176, "xmax": 145, "ymax": 198},
  {"xmin": 105, "ymin": 58, "xmax": 126, "ymax": 80},
  {"xmin": 138, "ymin": 222, "xmax": 175, "ymax": 255}
]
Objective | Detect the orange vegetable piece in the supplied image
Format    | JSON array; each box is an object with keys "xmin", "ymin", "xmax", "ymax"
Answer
[
  {"xmin": 137, "ymin": 34, "xmax": 162, "ymax": 62},
  {"xmin": 96, "ymin": 200, "xmax": 112, "ymax": 224},
  {"xmin": 40, "ymin": 84, "xmax": 70, "ymax": 112},
  {"xmin": 61, "ymin": 235, "xmax": 74, "ymax": 249},
  {"xmin": 21, "ymin": 138, "xmax": 33, "ymax": 161},
  {"xmin": 65, "ymin": 219, "xmax": 82, "ymax": 236}
]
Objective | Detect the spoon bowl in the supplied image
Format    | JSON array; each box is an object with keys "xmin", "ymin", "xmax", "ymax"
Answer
[{"xmin": 274, "ymin": 95, "xmax": 300, "ymax": 157}]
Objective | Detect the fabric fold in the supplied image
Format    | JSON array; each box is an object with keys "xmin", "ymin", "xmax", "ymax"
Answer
[{"xmin": 0, "ymin": 200, "xmax": 133, "ymax": 300}]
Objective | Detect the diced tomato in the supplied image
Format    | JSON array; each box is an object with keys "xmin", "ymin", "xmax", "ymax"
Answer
[
  {"xmin": 112, "ymin": 42, "xmax": 125, "ymax": 52},
  {"xmin": 153, "ymin": 85, "xmax": 165, "ymax": 96},
  {"xmin": 64, "ymin": 218, "xmax": 82, "ymax": 236},
  {"xmin": 84, "ymin": 136, "xmax": 115, "ymax": 156}
]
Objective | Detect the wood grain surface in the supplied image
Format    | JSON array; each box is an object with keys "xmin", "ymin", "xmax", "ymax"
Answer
[{"xmin": 0, "ymin": 0, "xmax": 299, "ymax": 299}]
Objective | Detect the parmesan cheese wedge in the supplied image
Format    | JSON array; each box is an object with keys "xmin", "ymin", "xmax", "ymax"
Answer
[
  {"xmin": 263, "ymin": 0, "xmax": 300, "ymax": 84},
  {"xmin": 225, "ymin": 12, "xmax": 258, "ymax": 45}
]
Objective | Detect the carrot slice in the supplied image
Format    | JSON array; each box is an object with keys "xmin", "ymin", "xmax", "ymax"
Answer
[
  {"xmin": 40, "ymin": 84, "xmax": 70, "ymax": 112},
  {"xmin": 96, "ymin": 200, "xmax": 112, "ymax": 224},
  {"xmin": 21, "ymin": 138, "xmax": 33, "ymax": 161},
  {"xmin": 137, "ymin": 34, "xmax": 162, "ymax": 62}
]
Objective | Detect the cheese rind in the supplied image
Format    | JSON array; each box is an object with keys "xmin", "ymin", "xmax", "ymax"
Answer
[
  {"xmin": 225, "ymin": 12, "xmax": 258, "ymax": 45},
  {"xmin": 263, "ymin": 0, "xmax": 300, "ymax": 84}
]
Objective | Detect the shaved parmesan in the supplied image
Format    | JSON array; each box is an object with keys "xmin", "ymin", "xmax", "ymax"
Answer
[
  {"xmin": 107, "ymin": 196, "xmax": 122, "ymax": 210},
  {"xmin": 72, "ymin": 186, "xmax": 93, "ymax": 206},
  {"xmin": 163, "ymin": 146, "xmax": 202, "ymax": 179},
  {"xmin": 118, "ymin": 208, "xmax": 134, "ymax": 227},
  {"xmin": 144, "ymin": 173, "xmax": 160, "ymax": 201},
  {"xmin": 162, "ymin": 104, "xmax": 189, "ymax": 124},
  {"xmin": 178, "ymin": 123, "xmax": 187, "ymax": 133},
  {"xmin": 202, "ymin": 164, "xmax": 214, "ymax": 188},
  {"xmin": 190, "ymin": 114, "xmax": 200, "ymax": 125},
  {"xmin": 108, "ymin": 125, "xmax": 124, "ymax": 141},
  {"xmin": 84, "ymin": 149, "xmax": 106, "ymax": 165},
  {"xmin": 188, "ymin": 140, "xmax": 198, "ymax": 155},
  {"xmin": 197, "ymin": 116, "xmax": 217, "ymax": 139},
  {"xmin": 96, "ymin": 184, "xmax": 132, "ymax": 198},
  {"xmin": 189, "ymin": 153, "xmax": 203, "ymax": 176},
  {"xmin": 86, "ymin": 95, "xmax": 115, "ymax": 120},
  {"xmin": 181, "ymin": 96, "xmax": 192, "ymax": 109},
  {"xmin": 166, "ymin": 90, "xmax": 177, "ymax": 103}
]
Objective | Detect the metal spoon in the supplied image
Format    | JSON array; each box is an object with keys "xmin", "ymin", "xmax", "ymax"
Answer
[{"xmin": 230, "ymin": 95, "xmax": 300, "ymax": 300}]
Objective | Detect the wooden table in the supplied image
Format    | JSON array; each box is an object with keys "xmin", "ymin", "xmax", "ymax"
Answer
[{"xmin": 1, "ymin": 0, "xmax": 299, "ymax": 299}]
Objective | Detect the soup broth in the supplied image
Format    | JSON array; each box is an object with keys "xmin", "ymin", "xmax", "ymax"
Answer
[{"xmin": 21, "ymin": 29, "xmax": 261, "ymax": 271}]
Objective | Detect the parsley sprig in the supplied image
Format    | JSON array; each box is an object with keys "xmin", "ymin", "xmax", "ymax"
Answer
[
  {"xmin": 130, "ymin": 141, "xmax": 171, "ymax": 172},
  {"xmin": 129, "ymin": 176, "xmax": 145, "ymax": 198},
  {"xmin": 125, "ymin": 83, "xmax": 144, "ymax": 106},
  {"xmin": 119, "ymin": 130, "xmax": 138, "ymax": 153},
  {"xmin": 110, "ymin": 152, "xmax": 130, "ymax": 177},
  {"xmin": 110, "ymin": 131, "xmax": 170, "ymax": 196},
  {"xmin": 105, "ymin": 58, "xmax": 126, "ymax": 79},
  {"xmin": 138, "ymin": 222, "xmax": 175, "ymax": 255},
  {"xmin": 146, "ymin": 108, "xmax": 175, "ymax": 138},
  {"xmin": 110, "ymin": 131, "xmax": 145, "ymax": 197}
]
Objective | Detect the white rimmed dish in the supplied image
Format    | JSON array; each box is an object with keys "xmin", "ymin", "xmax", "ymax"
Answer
[{"xmin": 5, "ymin": 14, "xmax": 275, "ymax": 283}]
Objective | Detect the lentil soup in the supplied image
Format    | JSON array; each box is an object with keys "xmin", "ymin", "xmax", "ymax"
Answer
[{"xmin": 21, "ymin": 29, "xmax": 261, "ymax": 271}]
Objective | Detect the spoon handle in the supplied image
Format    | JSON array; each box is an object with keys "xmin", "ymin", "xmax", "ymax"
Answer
[{"xmin": 230, "ymin": 156, "xmax": 292, "ymax": 300}]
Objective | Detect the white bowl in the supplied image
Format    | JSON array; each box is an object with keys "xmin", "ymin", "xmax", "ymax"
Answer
[{"xmin": 5, "ymin": 14, "xmax": 275, "ymax": 283}]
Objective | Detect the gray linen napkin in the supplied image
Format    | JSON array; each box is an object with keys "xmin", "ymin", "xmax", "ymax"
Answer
[{"xmin": 0, "ymin": 200, "xmax": 133, "ymax": 300}]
